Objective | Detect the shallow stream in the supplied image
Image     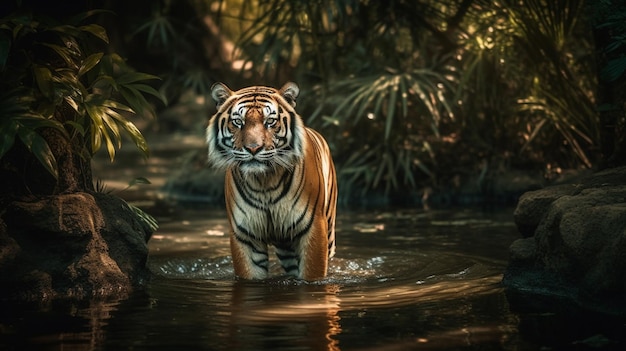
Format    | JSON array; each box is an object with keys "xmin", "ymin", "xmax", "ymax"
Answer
[
  {"xmin": 3, "ymin": 206, "xmax": 626, "ymax": 350},
  {"xmin": 143, "ymin": 207, "xmax": 519, "ymax": 350}
]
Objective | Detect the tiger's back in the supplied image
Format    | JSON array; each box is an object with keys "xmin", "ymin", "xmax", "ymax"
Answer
[{"xmin": 206, "ymin": 82, "xmax": 337, "ymax": 280}]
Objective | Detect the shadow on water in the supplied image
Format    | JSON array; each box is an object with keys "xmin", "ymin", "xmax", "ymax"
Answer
[{"xmin": 2, "ymin": 206, "xmax": 626, "ymax": 350}]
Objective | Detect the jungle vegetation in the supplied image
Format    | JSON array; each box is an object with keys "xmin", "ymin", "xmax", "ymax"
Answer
[
  {"xmin": 0, "ymin": 2, "xmax": 165, "ymax": 197},
  {"xmin": 1, "ymin": 0, "xmax": 624, "ymax": 203}
]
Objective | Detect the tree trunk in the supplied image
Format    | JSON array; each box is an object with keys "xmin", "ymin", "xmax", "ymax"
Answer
[{"xmin": 0, "ymin": 113, "xmax": 93, "ymax": 197}]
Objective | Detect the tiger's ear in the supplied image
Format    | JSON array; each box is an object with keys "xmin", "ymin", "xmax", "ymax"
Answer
[
  {"xmin": 211, "ymin": 82, "xmax": 233, "ymax": 107},
  {"xmin": 279, "ymin": 82, "xmax": 299, "ymax": 108}
]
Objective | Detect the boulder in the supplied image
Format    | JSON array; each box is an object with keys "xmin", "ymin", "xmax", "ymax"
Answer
[
  {"xmin": 0, "ymin": 192, "xmax": 154, "ymax": 301},
  {"xmin": 504, "ymin": 166, "xmax": 626, "ymax": 313}
]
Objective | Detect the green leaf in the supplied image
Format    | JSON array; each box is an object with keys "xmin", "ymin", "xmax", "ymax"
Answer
[
  {"xmin": 122, "ymin": 120, "xmax": 149, "ymax": 157},
  {"xmin": 372, "ymin": 91, "xmax": 385, "ymax": 122},
  {"xmin": 18, "ymin": 116, "xmax": 68, "ymax": 136},
  {"xmin": 79, "ymin": 24, "xmax": 109, "ymax": 43},
  {"xmin": 129, "ymin": 177, "xmax": 151, "ymax": 186},
  {"xmin": 116, "ymin": 72, "xmax": 160, "ymax": 85},
  {"xmin": 601, "ymin": 57, "xmax": 626, "ymax": 82},
  {"xmin": 399, "ymin": 74, "xmax": 408, "ymax": 118},
  {"xmin": 354, "ymin": 80, "xmax": 382, "ymax": 119},
  {"xmin": 128, "ymin": 83, "xmax": 167, "ymax": 105},
  {"xmin": 102, "ymin": 125, "xmax": 116, "ymax": 162},
  {"xmin": 40, "ymin": 43, "xmax": 77, "ymax": 68},
  {"xmin": 385, "ymin": 81, "xmax": 398, "ymax": 141},
  {"xmin": 119, "ymin": 85, "xmax": 152, "ymax": 115},
  {"xmin": 126, "ymin": 202, "xmax": 158, "ymax": 232},
  {"xmin": 64, "ymin": 95, "xmax": 80, "ymax": 113},
  {"xmin": 33, "ymin": 66, "xmax": 54, "ymax": 99},
  {"xmin": 100, "ymin": 110, "xmax": 122, "ymax": 147},
  {"xmin": 0, "ymin": 31, "xmax": 10, "ymax": 70},
  {"xmin": 49, "ymin": 25, "xmax": 82, "ymax": 38},
  {"xmin": 64, "ymin": 120, "xmax": 85, "ymax": 135},
  {"xmin": 89, "ymin": 74, "xmax": 117, "ymax": 90},
  {"xmin": 16, "ymin": 126, "xmax": 58, "ymax": 178},
  {"xmin": 91, "ymin": 121, "xmax": 102, "ymax": 153},
  {"xmin": 86, "ymin": 102, "xmax": 105, "ymax": 153},
  {"xmin": 102, "ymin": 99, "xmax": 134, "ymax": 113},
  {"xmin": 0, "ymin": 119, "xmax": 18, "ymax": 160},
  {"xmin": 78, "ymin": 52, "xmax": 103, "ymax": 77}
]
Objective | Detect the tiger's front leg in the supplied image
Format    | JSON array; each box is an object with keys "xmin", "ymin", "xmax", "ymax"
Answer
[
  {"xmin": 277, "ymin": 222, "xmax": 329, "ymax": 280},
  {"xmin": 229, "ymin": 232, "xmax": 269, "ymax": 280}
]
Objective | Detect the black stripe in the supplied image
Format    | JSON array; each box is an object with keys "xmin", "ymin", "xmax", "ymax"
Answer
[
  {"xmin": 236, "ymin": 96, "xmax": 257, "ymax": 104},
  {"xmin": 287, "ymin": 195, "xmax": 309, "ymax": 233},
  {"xmin": 217, "ymin": 117, "xmax": 230, "ymax": 150},
  {"xmin": 271, "ymin": 170, "xmax": 295, "ymax": 204},
  {"xmin": 276, "ymin": 252, "xmax": 297, "ymax": 261},
  {"xmin": 254, "ymin": 97, "xmax": 273, "ymax": 104},
  {"xmin": 234, "ymin": 225, "xmax": 266, "ymax": 253},
  {"xmin": 219, "ymin": 99, "xmax": 236, "ymax": 114},
  {"xmin": 289, "ymin": 166, "xmax": 307, "ymax": 209},
  {"xmin": 327, "ymin": 220, "xmax": 334, "ymax": 240},
  {"xmin": 234, "ymin": 193, "xmax": 248, "ymax": 217},
  {"xmin": 325, "ymin": 179, "xmax": 336, "ymax": 219},
  {"xmin": 252, "ymin": 257, "xmax": 269, "ymax": 269},
  {"xmin": 288, "ymin": 112, "xmax": 297, "ymax": 149},
  {"xmin": 291, "ymin": 190, "xmax": 320, "ymax": 240},
  {"xmin": 276, "ymin": 135, "xmax": 288, "ymax": 147},
  {"xmin": 232, "ymin": 172, "xmax": 264, "ymax": 210},
  {"xmin": 212, "ymin": 115, "xmax": 222, "ymax": 142},
  {"xmin": 237, "ymin": 96, "xmax": 273, "ymax": 105},
  {"xmin": 282, "ymin": 264, "xmax": 299, "ymax": 274},
  {"xmin": 264, "ymin": 209, "xmax": 272, "ymax": 236},
  {"xmin": 243, "ymin": 169, "xmax": 290, "ymax": 194}
]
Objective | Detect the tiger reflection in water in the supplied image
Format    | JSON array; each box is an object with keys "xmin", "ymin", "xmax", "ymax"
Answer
[{"xmin": 228, "ymin": 281, "xmax": 341, "ymax": 350}]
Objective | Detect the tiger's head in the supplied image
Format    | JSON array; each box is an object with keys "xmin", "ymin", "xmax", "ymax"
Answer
[{"xmin": 206, "ymin": 82, "xmax": 306, "ymax": 175}]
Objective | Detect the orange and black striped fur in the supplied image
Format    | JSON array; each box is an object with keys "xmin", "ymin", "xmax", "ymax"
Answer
[{"xmin": 206, "ymin": 82, "xmax": 337, "ymax": 280}]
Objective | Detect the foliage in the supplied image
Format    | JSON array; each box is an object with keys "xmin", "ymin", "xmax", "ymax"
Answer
[
  {"xmin": 589, "ymin": 0, "xmax": 626, "ymax": 166},
  {"xmin": 592, "ymin": 0, "xmax": 626, "ymax": 83},
  {"xmin": 234, "ymin": 0, "xmax": 359, "ymax": 82},
  {"xmin": 506, "ymin": 0, "xmax": 598, "ymax": 167},
  {"xmin": 0, "ymin": 9, "xmax": 165, "ymax": 178},
  {"xmin": 113, "ymin": 0, "xmax": 603, "ymax": 201},
  {"xmin": 0, "ymin": 88, "xmax": 66, "ymax": 178},
  {"xmin": 216, "ymin": 0, "xmax": 600, "ymax": 198},
  {"xmin": 312, "ymin": 68, "xmax": 455, "ymax": 196},
  {"xmin": 129, "ymin": 1, "xmax": 219, "ymax": 102}
]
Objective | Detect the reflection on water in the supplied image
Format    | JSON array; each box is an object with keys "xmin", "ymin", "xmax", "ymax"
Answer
[
  {"xmin": 0, "ymin": 298, "xmax": 119, "ymax": 350},
  {"xmin": 3, "ymin": 207, "xmax": 622, "ymax": 350}
]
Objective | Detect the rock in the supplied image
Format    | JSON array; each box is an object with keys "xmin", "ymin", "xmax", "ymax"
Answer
[
  {"xmin": 0, "ymin": 192, "xmax": 154, "ymax": 301},
  {"xmin": 504, "ymin": 166, "xmax": 626, "ymax": 314},
  {"xmin": 513, "ymin": 184, "xmax": 580, "ymax": 237}
]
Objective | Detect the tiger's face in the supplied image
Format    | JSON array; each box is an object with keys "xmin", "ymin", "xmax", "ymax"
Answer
[{"xmin": 207, "ymin": 83, "xmax": 305, "ymax": 175}]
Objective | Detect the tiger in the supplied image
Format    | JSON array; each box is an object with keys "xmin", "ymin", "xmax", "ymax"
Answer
[{"xmin": 206, "ymin": 82, "xmax": 337, "ymax": 281}]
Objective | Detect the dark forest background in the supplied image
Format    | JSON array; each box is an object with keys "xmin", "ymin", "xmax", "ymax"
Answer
[{"xmin": 1, "ymin": 0, "xmax": 625, "ymax": 203}]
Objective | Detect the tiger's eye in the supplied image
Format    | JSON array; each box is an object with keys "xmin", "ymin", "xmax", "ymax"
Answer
[
  {"xmin": 231, "ymin": 118, "xmax": 243, "ymax": 128},
  {"xmin": 265, "ymin": 118, "xmax": 278, "ymax": 128}
]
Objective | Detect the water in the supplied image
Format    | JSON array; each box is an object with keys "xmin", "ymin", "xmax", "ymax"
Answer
[{"xmin": 2, "ymin": 207, "xmax": 624, "ymax": 350}]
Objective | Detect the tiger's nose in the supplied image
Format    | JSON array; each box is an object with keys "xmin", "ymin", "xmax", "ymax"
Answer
[{"xmin": 244, "ymin": 143, "xmax": 262, "ymax": 154}]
